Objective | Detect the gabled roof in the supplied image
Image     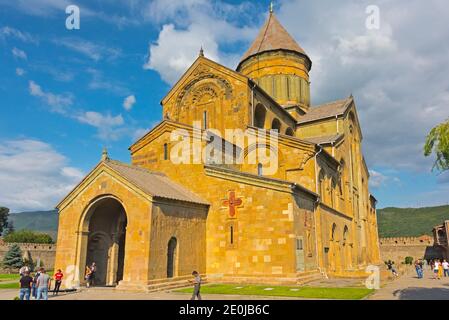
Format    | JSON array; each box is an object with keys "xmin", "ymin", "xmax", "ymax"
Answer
[
  {"xmin": 104, "ymin": 160, "xmax": 209, "ymax": 205},
  {"xmin": 297, "ymin": 97, "xmax": 353, "ymax": 124},
  {"xmin": 57, "ymin": 159, "xmax": 209, "ymax": 209},
  {"xmin": 161, "ymin": 55, "xmax": 247, "ymax": 106},
  {"xmin": 238, "ymin": 12, "xmax": 310, "ymax": 68}
]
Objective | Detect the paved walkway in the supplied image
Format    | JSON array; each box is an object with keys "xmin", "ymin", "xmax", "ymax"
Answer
[
  {"xmin": 369, "ymin": 270, "xmax": 449, "ymax": 300},
  {"xmin": 2, "ymin": 272, "xmax": 449, "ymax": 300},
  {"xmin": 0, "ymin": 287, "xmax": 303, "ymax": 300}
]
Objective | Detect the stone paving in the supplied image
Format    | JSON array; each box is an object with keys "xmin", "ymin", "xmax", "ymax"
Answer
[
  {"xmin": 369, "ymin": 269, "xmax": 449, "ymax": 300},
  {"xmin": 1, "ymin": 271, "xmax": 449, "ymax": 300}
]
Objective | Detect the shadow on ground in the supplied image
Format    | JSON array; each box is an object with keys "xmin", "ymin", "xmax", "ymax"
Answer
[{"xmin": 393, "ymin": 287, "xmax": 449, "ymax": 300}]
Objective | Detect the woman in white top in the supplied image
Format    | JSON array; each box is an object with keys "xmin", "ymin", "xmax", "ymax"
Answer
[{"xmin": 433, "ymin": 260, "xmax": 440, "ymax": 279}]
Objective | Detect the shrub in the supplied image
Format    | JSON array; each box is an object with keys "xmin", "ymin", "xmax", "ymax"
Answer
[
  {"xmin": 3, "ymin": 230, "xmax": 54, "ymax": 244},
  {"xmin": 405, "ymin": 256, "xmax": 414, "ymax": 265}
]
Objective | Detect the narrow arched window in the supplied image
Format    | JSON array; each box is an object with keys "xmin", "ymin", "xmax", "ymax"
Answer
[
  {"xmin": 257, "ymin": 163, "xmax": 263, "ymax": 176},
  {"xmin": 230, "ymin": 226, "xmax": 234, "ymax": 244},
  {"xmin": 164, "ymin": 143, "xmax": 168, "ymax": 160},
  {"xmin": 203, "ymin": 111, "xmax": 208, "ymax": 130}
]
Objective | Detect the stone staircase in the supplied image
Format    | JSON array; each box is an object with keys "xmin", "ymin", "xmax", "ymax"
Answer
[{"xmin": 295, "ymin": 270, "xmax": 325, "ymax": 285}]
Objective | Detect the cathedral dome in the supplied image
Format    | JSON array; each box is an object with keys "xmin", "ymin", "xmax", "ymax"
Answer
[{"xmin": 237, "ymin": 12, "xmax": 312, "ymax": 109}]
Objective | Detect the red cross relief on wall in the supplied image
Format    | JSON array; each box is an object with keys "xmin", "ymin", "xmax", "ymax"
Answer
[{"xmin": 223, "ymin": 191, "xmax": 242, "ymax": 218}]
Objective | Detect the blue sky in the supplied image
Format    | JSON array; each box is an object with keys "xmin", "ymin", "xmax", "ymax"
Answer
[{"xmin": 0, "ymin": 0, "xmax": 448, "ymax": 212}]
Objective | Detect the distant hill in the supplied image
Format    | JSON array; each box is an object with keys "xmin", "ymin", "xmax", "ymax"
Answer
[
  {"xmin": 377, "ymin": 205, "xmax": 449, "ymax": 238},
  {"xmin": 5, "ymin": 205, "xmax": 449, "ymax": 241},
  {"xmin": 8, "ymin": 210, "xmax": 58, "ymax": 240}
]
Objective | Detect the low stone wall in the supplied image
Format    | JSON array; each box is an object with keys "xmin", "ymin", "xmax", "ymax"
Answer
[
  {"xmin": 379, "ymin": 236, "xmax": 442, "ymax": 264},
  {"xmin": 0, "ymin": 242, "xmax": 56, "ymax": 271}
]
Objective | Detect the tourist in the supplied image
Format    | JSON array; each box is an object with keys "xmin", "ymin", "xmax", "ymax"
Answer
[
  {"xmin": 32, "ymin": 270, "xmax": 40, "ymax": 299},
  {"xmin": 438, "ymin": 259, "xmax": 444, "ymax": 279},
  {"xmin": 391, "ymin": 263, "xmax": 399, "ymax": 277},
  {"xmin": 19, "ymin": 271, "xmax": 33, "ymax": 300},
  {"xmin": 85, "ymin": 265, "xmax": 92, "ymax": 288},
  {"xmin": 189, "ymin": 271, "xmax": 202, "ymax": 300},
  {"xmin": 53, "ymin": 269, "xmax": 64, "ymax": 295},
  {"xmin": 19, "ymin": 265, "xmax": 29, "ymax": 277},
  {"xmin": 414, "ymin": 260, "xmax": 423, "ymax": 279},
  {"xmin": 90, "ymin": 262, "xmax": 97, "ymax": 286},
  {"xmin": 36, "ymin": 268, "xmax": 50, "ymax": 300},
  {"xmin": 433, "ymin": 259, "xmax": 440, "ymax": 279},
  {"xmin": 442, "ymin": 259, "xmax": 449, "ymax": 277}
]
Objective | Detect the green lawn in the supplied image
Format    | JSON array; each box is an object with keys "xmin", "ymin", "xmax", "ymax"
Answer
[
  {"xmin": 0, "ymin": 274, "xmax": 20, "ymax": 282},
  {"xmin": 0, "ymin": 282, "xmax": 19, "ymax": 289},
  {"xmin": 176, "ymin": 284, "xmax": 373, "ymax": 300}
]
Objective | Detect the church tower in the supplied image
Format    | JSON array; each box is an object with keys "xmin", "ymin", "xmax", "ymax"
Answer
[{"xmin": 236, "ymin": 10, "xmax": 312, "ymax": 113}]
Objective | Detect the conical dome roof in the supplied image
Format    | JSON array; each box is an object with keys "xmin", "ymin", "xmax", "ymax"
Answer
[{"xmin": 238, "ymin": 12, "xmax": 310, "ymax": 70}]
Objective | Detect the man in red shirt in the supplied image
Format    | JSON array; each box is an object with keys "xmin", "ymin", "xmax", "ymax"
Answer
[{"xmin": 53, "ymin": 269, "xmax": 63, "ymax": 295}]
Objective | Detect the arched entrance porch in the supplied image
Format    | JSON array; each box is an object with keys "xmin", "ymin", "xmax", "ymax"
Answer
[{"xmin": 78, "ymin": 196, "xmax": 127, "ymax": 286}]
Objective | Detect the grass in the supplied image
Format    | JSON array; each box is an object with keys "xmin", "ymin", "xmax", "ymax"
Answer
[
  {"xmin": 176, "ymin": 284, "xmax": 373, "ymax": 300},
  {"xmin": 0, "ymin": 274, "xmax": 20, "ymax": 282},
  {"xmin": 0, "ymin": 282, "xmax": 19, "ymax": 289}
]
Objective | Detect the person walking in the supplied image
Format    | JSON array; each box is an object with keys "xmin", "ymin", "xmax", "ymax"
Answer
[
  {"xmin": 419, "ymin": 259, "xmax": 424, "ymax": 278},
  {"xmin": 438, "ymin": 259, "xmax": 444, "ymax": 279},
  {"xmin": 19, "ymin": 271, "xmax": 33, "ymax": 300},
  {"xmin": 442, "ymin": 259, "xmax": 449, "ymax": 277},
  {"xmin": 433, "ymin": 259, "xmax": 440, "ymax": 279},
  {"xmin": 414, "ymin": 260, "xmax": 423, "ymax": 279},
  {"xmin": 36, "ymin": 268, "xmax": 50, "ymax": 300},
  {"xmin": 189, "ymin": 271, "xmax": 202, "ymax": 300},
  {"xmin": 32, "ymin": 270, "xmax": 40, "ymax": 299},
  {"xmin": 53, "ymin": 269, "xmax": 63, "ymax": 295},
  {"xmin": 85, "ymin": 265, "xmax": 92, "ymax": 288}
]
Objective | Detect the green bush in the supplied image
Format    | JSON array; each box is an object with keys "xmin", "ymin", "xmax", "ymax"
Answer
[
  {"xmin": 3, "ymin": 230, "xmax": 54, "ymax": 244},
  {"xmin": 405, "ymin": 256, "xmax": 414, "ymax": 265}
]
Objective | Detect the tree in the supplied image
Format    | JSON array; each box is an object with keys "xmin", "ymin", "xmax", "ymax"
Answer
[
  {"xmin": 0, "ymin": 207, "xmax": 9, "ymax": 236},
  {"xmin": 3, "ymin": 230, "xmax": 54, "ymax": 244},
  {"xmin": 3, "ymin": 221, "xmax": 15, "ymax": 236},
  {"xmin": 424, "ymin": 119, "xmax": 449, "ymax": 172},
  {"xmin": 1, "ymin": 244, "xmax": 24, "ymax": 270}
]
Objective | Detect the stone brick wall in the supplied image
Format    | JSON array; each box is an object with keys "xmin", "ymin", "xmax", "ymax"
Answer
[
  {"xmin": 0, "ymin": 242, "xmax": 56, "ymax": 270},
  {"xmin": 379, "ymin": 236, "xmax": 442, "ymax": 264}
]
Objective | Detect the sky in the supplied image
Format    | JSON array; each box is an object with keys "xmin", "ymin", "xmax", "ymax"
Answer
[{"xmin": 0, "ymin": 0, "xmax": 448, "ymax": 212}]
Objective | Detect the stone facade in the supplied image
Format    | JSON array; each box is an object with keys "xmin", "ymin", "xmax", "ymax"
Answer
[
  {"xmin": 0, "ymin": 241, "xmax": 56, "ymax": 271},
  {"xmin": 380, "ymin": 235, "xmax": 444, "ymax": 264},
  {"xmin": 54, "ymin": 11, "xmax": 381, "ymax": 290}
]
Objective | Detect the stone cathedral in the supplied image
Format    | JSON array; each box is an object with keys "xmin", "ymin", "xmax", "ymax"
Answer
[{"xmin": 55, "ymin": 11, "xmax": 381, "ymax": 290}]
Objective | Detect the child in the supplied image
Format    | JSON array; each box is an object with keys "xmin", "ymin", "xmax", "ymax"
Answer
[
  {"xmin": 85, "ymin": 265, "xmax": 92, "ymax": 288},
  {"xmin": 189, "ymin": 271, "xmax": 202, "ymax": 300}
]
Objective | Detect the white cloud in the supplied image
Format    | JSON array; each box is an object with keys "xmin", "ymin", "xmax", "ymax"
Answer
[
  {"xmin": 0, "ymin": 139, "xmax": 84, "ymax": 212},
  {"xmin": 53, "ymin": 38, "xmax": 121, "ymax": 62},
  {"xmin": 28, "ymin": 80, "xmax": 73, "ymax": 114},
  {"xmin": 86, "ymin": 68, "xmax": 130, "ymax": 95},
  {"xmin": 15, "ymin": 68, "xmax": 25, "ymax": 76},
  {"xmin": 0, "ymin": 26, "xmax": 38, "ymax": 44},
  {"xmin": 143, "ymin": 0, "xmax": 257, "ymax": 84},
  {"xmin": 12, "ymin": 47, "xmax": 27, "ymax": 60},
  {"xmin": 275, "ymin": 0, "xmax": 449, "ymax": 174},
  {"xmin": 123, "ymin": 95, "xmax": 136, "ymax": 111},
  {"xmin": 76, "ymin": 111, "xmax": 125, "ymax": 141}
]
